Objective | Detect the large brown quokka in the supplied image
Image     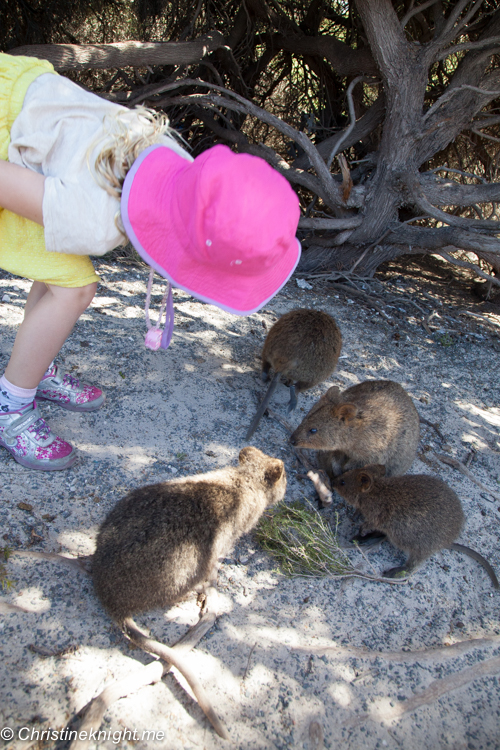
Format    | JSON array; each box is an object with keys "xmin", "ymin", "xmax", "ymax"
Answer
[
  {"xmin": 91, "ymin": 446, "xmax": 287, "ymax": 738},
  {"xmin": 331, "ymin": 465, "xmax": 499, "ymax": 589},
  {"xmin": 290, "ymin": 379, "xmax": 420, "ymax": 478},
  {"xmin": 246, "ymin": 308, "xmax": 342, "ymax": 440}
]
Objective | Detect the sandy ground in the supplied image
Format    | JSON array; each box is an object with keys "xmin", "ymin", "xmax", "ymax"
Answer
[{"xmin": 1, "ymin": 253, "xmax": 499, "ymax": 750}]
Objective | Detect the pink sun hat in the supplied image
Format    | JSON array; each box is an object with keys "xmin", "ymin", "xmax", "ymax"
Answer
[{"xmin": 121, "ymin": 143, "xmax": 301, "ymax": 315}]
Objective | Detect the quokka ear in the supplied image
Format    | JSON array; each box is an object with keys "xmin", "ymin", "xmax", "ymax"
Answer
[
  {"xmin": 264, "ymin": 460, "xmax": 285, "ymax": 486},
  {"xmin": 305, "ymin": 386, "xmax": 341, "ymax": 418},
  {"xmin": 358, "ymin": 471, "xmax": 374, "ymax": 492},
  {"xmin": 323, "ymin": 385, "xmax": 341, "ymax": 403},
  {"xmin": 335, "ymin": 403, "xmax": 358, "ymax": 423},
  {"xmin": 239, "ymin": 446, "xmax": 261, "ymax": 464}
]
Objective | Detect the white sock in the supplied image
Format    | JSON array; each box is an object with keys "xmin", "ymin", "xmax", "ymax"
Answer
[{"xmin": 0, "ymin": 374, "xmax": 36, "ymax": 414}]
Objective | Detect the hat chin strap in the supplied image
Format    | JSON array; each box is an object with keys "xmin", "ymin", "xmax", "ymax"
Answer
[{"xmin": 144, "ymin": 268, "xmax": 175, "ymax": 350}]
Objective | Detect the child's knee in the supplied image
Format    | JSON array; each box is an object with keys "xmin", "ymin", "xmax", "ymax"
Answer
[
  {"xmin": 73, "ymin": 282, "xmax": 97, "ymax": 312},
  {"xmin": 80, "ymin": 282, "xmax": 98, "ymax": 308},
  {"xmin": 50, "ymin": 282, "xmax": 97, "ymax": 313}
]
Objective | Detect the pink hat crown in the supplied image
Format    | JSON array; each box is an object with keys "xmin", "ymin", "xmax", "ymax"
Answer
[
  {"xmin": 172, "ymin": 146, "xmax": 300, "ymax": 275},
  {"xmin": 122, "ymin": 143, "xmax": 301, "ymax": 315}
]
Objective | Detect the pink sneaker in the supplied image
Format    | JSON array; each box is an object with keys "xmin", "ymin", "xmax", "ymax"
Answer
[
  {"xmin": 36, "ymin": 365, "xmax": 105, "ymax": 412},
  {"xmin": 0, "ymin": 401, "xmax": 76, "ymax": 471}
]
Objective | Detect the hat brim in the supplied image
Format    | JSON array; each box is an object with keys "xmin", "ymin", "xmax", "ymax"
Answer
[{"xmin": 121, "ymin": 144, "xmax": 301, "ymax": 315}]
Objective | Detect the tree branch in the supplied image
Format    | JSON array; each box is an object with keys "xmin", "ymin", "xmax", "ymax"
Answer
[
  {"xmin": 272, "ymin": 31, "xmax": 379, "ymax": 77},
  {"xmin": 355, "ymin": 0, "xmax": 413, "ymax": 86},
  {"xmin": 298, "ymin": 217, "xmax": 363, "ymax": 230},
  {"xmin": 406, "ymin": 171, "xmax": 500, "ymax": 229},
  {"xmin": 293, "ymin": 94, "xmax": 385, "ymax": 170},
  {"xmin": 400, "ymin": 0, "xmax": 442, "ymax": 30},
  {"xmin": 9, "ymin": 32, "xmax": 226, "ymax": 71},
  {"xmin": 428, "ymin": 0, "xmax": 485, "ymax": 55},
  {"xmin": 387, "ymin": 223, "xmax": 500, "ymax": 254},
  {"xmin": 147, "ymin": 79, "xmax": 342, "ymax": 208},
  {"xmin": 418, "ymin": 65, "xmax": 500, "ymax": 163},
  {"xmin": 423, "ymin": 83, "xmax": 500, "ymax": 122},
  {"xmin": 326, "ymin": 76, "xmax": 366, "ymax": 168},
  {"xmin": 436, "ymin": 36, "xmax": 500, "ymax": 61},
  {"xmin": 418, "ymin": 175, "xmax": 500, "ymax": 207},
  {"xmin": 436, "ymin": 249, "xmax": 500, "ymax": 287}
]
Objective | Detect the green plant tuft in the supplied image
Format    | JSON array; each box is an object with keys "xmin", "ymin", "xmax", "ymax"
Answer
[
  {"xmin": 438, "ymin": 332, "xmax": 455, "ymax": 347},
  {"xmin": 0, "ymin": 547, "xmax": 15, "ymax": 592},
  {"xmin": 255, "ymin": 500, "xmax": 357, "ymax": 578}
]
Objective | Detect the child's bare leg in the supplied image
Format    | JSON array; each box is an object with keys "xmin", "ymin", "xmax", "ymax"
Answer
[
  {"xmin": 23, "ymin": 280, "xmax": 50, "ymax": 318},
  {"xmin": 0, "ymin": 282, "xmax": 98, "ymax": 470},
  {"xmin": 5, "ymin": 282, "xmax": 97, "ymax": 389}
]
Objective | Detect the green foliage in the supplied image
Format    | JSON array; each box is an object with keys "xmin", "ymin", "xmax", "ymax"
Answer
[
  {"xmin": 0, "ymin": 547, "xmax": 14, "ymax": 592},
  {"xmin": 438, "ymin": 332, "xmax": 455, "ymax": 347},
  {"xmin": 256, "ymin": 500, "xmax": 356, "ymax": 578}
]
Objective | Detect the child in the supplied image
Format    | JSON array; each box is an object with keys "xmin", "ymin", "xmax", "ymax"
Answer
[{"xmin": 0, "ymin": 52, "xmax": 301, "ymax": 471}]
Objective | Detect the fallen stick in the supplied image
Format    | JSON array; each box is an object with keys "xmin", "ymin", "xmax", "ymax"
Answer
[
  {"xmin": 0, "ymin": 601, "xmax": 32, "ymax": 614},
  {"xmin": 69, "ymin": 587, "xmax": 222, "ymax": 749},
  {"xmin": 434, "ymin": 453, "xmax": 500, "ymax": 503},
  {"xmin": 343, "ymin": 653, "xmax": 500, "ymax": 727},
  {"xmin": 419, "ymin": 417, "xmax": 446, "ymax": 441},
  {"xmin": 292, "ymin": 634, "xmax": 500, "ymax": 662},
  {"xmin": 69, "ymin": 660, "xmax": 166, "ymax": 750},
  {"xmin": 11, "ymin": 549, "xmax": 91, "ymax": 573},
  {"xmin": 242, "ymin": 642, "xmax": 257, "ymax": 682}
]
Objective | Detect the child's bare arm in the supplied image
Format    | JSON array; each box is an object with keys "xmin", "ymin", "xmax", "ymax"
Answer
[{"xmin": 0, "ymin": 160, "xmax": 45, "ymax": 225}]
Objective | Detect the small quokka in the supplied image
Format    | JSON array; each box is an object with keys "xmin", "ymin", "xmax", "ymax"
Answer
[
  {"xmin": 290, "ymin": 379, "xmax": 420, "ymax": 477},
  {"xmin": 331, "ymin": 465, "xmax": 499, "ymax": 589},
  {"xmin": 246, "ymin": 308, "xmax": 342, "ymax": 440}
]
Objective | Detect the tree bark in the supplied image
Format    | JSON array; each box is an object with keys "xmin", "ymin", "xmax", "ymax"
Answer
[
  {"xmin": 9, "ymin": 32, "xmax": 226, "ymax": 71},
  {"xmin": 347, "ymin": 0, "xmax": 427, "ymax": 245}
]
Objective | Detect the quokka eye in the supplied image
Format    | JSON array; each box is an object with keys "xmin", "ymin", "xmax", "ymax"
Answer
[
  {"xmin": 309, "ymin": 428, "xmax": 317, "ymax": 434},
  {"xmin": 340, "ymin": 480, "xmax": 345, "ymax": 486}
]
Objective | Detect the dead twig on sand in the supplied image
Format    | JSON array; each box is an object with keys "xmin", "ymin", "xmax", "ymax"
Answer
[
  {"xmin": 242, "ymin": 642, "xmax": 257, "ymax": 682},
  {"xmin": 0, "ymin": 601, "xmax": 31, "ymax": 614},
  {"xmin": 292, "ymin": 634, "xmax": 500, "ymax": 662},
  {"xmin": 343, "ymin": 653, "xmax": 500, "ymax": 727},
  {"xmin": 69, "ymin": 590, "xmax": 220, "ymax": 750},
  {"xmin": 420, "ymin": 418, "xmax": 446, "ymax": 442},
  {"xmin": 434, "ymin": 453, "xmax": 500, "ymax": 503}
]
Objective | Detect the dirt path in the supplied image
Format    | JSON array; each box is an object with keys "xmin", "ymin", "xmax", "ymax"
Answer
[{"xmin": 1, "ymin": 254, "xmax": 499, "ymax": 750}]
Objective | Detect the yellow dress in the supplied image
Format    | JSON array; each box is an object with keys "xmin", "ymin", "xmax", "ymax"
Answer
[{"xmin": 0, "ymin": 52, "xmax": 99, "ymax": 288}]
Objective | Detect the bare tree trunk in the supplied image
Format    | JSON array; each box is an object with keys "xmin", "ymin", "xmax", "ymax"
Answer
[{"xmin": 348, "ymin": 0, "xmax": 426, "ymax": 245}]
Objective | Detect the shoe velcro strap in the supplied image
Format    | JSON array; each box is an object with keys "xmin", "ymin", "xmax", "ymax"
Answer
[{"xmin": 4, "ymin": 409, "xmax": 41, "ymax": 438}]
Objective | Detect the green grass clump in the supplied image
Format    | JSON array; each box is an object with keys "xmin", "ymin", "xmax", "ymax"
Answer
[
  {"xmin": 0, "ymin": 547, "xmax": 14, "ymax": 592},
  {"xmin": 256, "ymin": 500, "xmax": 356, "ymax": 578}
]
